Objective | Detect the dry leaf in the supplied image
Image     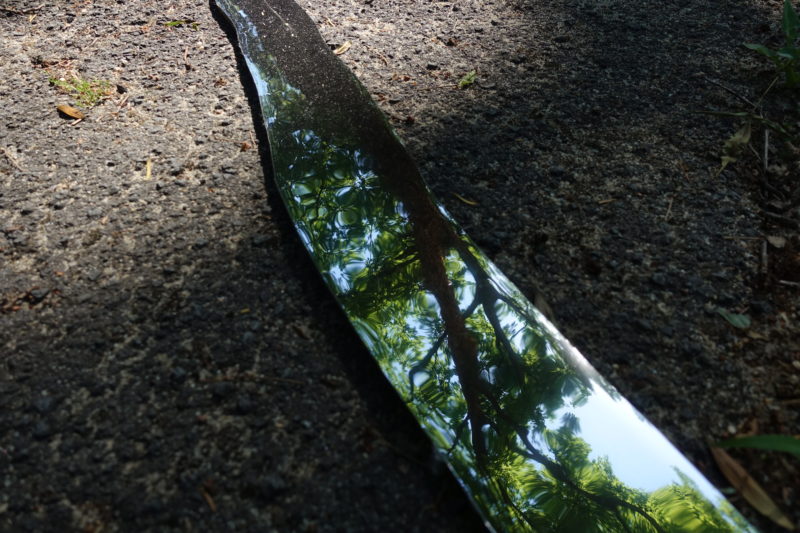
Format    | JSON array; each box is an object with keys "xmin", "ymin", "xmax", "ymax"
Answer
[
  {"xmin": 717, "ymin": 121, "xmax": 751, "ymax": 176},
  {"xmin": 56, "ymin": 104, "xmax": 85, "ymax": 119},
  {"xmin": 767, "ymin": 235, "xmax": 787, "ymax": 249},
  {"xmin": 710, "ymin": 446, "xmax": 795, "ymax": 530},
  {"xmin": 333, "ymin": 41, "xmax": 352, "ymax": 55},
  {"xmin": 453, "ymin": 192, "xmax": 478, "ymax": 206}
]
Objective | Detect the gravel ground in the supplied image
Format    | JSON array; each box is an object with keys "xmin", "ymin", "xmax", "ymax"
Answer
[{"xmin": 1, "ymin": 0, "xmax": 798, "ymax": 531}]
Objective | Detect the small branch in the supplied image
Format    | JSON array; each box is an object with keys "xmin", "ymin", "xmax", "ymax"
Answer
[
  {"xmin": 408, "ymin": 295, "xmax": 479, "ymax": 393},
  {"xmin": 762, "ymin": 210, "xmax": 800, "ymax": 229},
  {"xmin": 183, "ymin": 46, "xmax": 192, "ymax": 71},
  {"xmin": 116, "ymin": 93, "xmax": 130, "ymax": 110},
  {"xmin": 0, "ymin": 4, "xmax": 44, "ymax": 14},
  {"xmin": 754, "ymin": 75, "xmax": 779, "ymax": 108},
  {"xmin": 703, "ymin": 75, "xmax": 756, "ymax": 109},
  {"xmin": 0, "ymin": 147, "xmax": 23, "ymax": 170},
  {"xmin": 444, "ymin": 416, "xmax": 469, "ymax": 457}
]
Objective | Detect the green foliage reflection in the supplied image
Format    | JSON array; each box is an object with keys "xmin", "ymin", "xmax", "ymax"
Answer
[{"xmin": 219, "ymin": 1, "xmax": 757, "ymax": 530}]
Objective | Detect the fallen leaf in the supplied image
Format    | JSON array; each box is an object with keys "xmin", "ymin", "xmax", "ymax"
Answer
[
  {"xmin": 56, "ymin": 104, "xmax": 85, "ymax": 119},
  {"xmin": 717, "ymin": 121, "xmax": 751, "ymax": 176},
  {"xmin": 767, "ymin": 235, "xmax": 787, "ymax": 248},
  {"xmin": 710, "ymin": 446, "xmax": 795, "ymax": 530},
  {"xmin": 165, "ymin": 19, "xmax": 199, "ymax": 30},
  {"xmin": 716, "ymin": 307, "xmax": 751, "ymax": 329},
  {"xmin": 453, "ymin": 192, "xmax": 478, "ymax": 206},
  {"xmin": 333, "ymin": 41, "xmax": 352, "ymax": 55}
]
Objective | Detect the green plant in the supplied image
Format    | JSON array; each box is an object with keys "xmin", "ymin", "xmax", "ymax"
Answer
[
  {"xmin": 745, "ymin": 0, "xmax": 800, "ymax": 87},
  {"xmin": 165, "ymin": 19, "xmax": 199, "ymax": 30},
  {"xmin": 458, "ymin": 70, "xmax": 477, "ymax": 89},
  {"xmin": 49, "ymin": 76, "xmax": 113, "ymax": 107},
  {"xmin": 717, "ymin": 434, "xmax": 800, "ymax": 460}
]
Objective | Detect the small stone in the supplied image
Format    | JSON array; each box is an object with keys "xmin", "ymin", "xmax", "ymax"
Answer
[
  {"xmin": 32, "ymin": 396, "xmax": 55, "ymax": 414},
  {"xmin": 211, "ymin": 382, "xmax": 234, "ymax": 398},
  {"xmin": 650, "ymin": 272, "xmax": 668, "ymax": 287},
  {"xmin": 749, "ymin": 300, "xmax": 772, "ymax": 316},
  {"xmin": 170, "ymin": 366, "xmax": 188, "ymax": 384},
  {"xmin": 252, "ymin": 234, "xmax": 270, "ymax": 247},
  {"xmin": 167, "ymin": 158, "xmax": 183, "ymax": 175},
  {"xmin": 76, "ymin": 293, "xmax": 93, "ymax": 303},
  {"xmin": 142, "ymin": 499, "xmax": 165, "ymax": 515},
  {"xmin": 711, "ymin": 270, "xmax": 731, "ymax": 281},
  {"xmin": 32, "ymin": 420, "xmax": 52, "ymax": 439},
  {"xmin": 236, "ymin": 394, "xmax": 254, "ymax": 414},
  {"xmin": 29, "ymin": 288, "xmax": 49, "ymax": 303},
  {"xmin": 262, "ymin": 474, "xmax": 287, "ymax": 496},
  {"xmin": 680, "ymin": 341, "xmax": 702, "ymax": 357},
  {"xmin": 8, "ymin": 233, "xmax": 27, "ymax": 246}
]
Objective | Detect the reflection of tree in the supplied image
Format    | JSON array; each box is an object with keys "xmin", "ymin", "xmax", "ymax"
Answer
[
  {"xmin": 221, "ymin": 0, "xmax": 755, "ymax": 530},
  {"xmin": 265, "ymin": 112, "xmax": 745, "ymax": 530}
]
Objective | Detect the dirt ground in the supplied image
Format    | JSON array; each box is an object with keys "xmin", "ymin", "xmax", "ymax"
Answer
[{"xmin": 1, "ymin": 0, "xmax": 798, "ymax": 531}]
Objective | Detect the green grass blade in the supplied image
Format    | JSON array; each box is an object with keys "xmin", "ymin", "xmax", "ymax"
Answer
[
  {"xmin": 782, "ymin": 0, "xmax": 800, "ymax": 43},
  {"xmin": 717, "ymin": 435, "xmax": 800, "ymax": 459},
  {"xmin": 744, "ymin": 43, "xmax": 779, "ymax": 58}
]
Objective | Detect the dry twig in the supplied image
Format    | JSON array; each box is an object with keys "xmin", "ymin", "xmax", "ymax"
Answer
[
  {"xmin": 0, "ymin": 148, "xmax": 24, "ymax": 170},
  {"xmin": 0, "ymin": 4, "xmax": 44, "ymax": 15},
  {"xmin": 703, "ymin": 75, "xmax": 757, "ymax": 109},
  {"xmin": 664, "ymin": 197, "xmax": 674, "ymax": 220},
  {"xmin": 762, "ymin": 210, "xmax": 800, "ymax": 229}
]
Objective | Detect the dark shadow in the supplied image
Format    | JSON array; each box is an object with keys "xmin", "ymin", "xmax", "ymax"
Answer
[{"xmin": 208, "ymin": 1, "xmax": 488, "ymax": 529}]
